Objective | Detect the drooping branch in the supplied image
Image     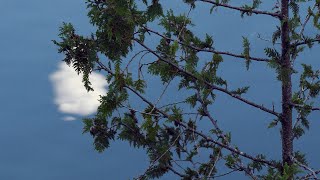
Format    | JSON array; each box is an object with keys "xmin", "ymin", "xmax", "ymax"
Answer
[
  {"xmin": 134, "ymin": 39, "xmax": 281, "ymax": 117},
  {"xmin": 196, "ymin": 0, "xmax": 281, "ymax": 18}
]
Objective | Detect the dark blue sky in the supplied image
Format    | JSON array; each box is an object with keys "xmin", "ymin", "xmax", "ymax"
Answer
[
  {"xmin": 0, "ymin": 1, "xmax": 148, "ymax": 179},
  {"xmin": 0, "ymin": 0, "xmax": 319, "ymax": 179}
]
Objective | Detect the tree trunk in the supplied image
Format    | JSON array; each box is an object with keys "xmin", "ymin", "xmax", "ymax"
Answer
[{"xmin": 280, "ymin": 0, "xmax": 293, "ymax": 170}]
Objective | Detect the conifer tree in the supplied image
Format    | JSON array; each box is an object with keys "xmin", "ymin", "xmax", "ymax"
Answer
[{"xmin": 54, "ymin": 0, "xmax": 320, "ymax": 179}]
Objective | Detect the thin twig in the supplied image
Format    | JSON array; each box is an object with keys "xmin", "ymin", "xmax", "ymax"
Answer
[
  {"xmin": 299, "ymin": 4, "xmax": 317, "ymax": 39},
  {"xmin": 257, "ymin": 33, "xmax": 281, "ymax": 44},
  {"xmin": 124, "ymin": 50, "xmax": 149, "ymax": 73},
  {"xmin": 211, "ymin": 169, "xmax": 240, "ymax": 178},
  {"xmin": 121, "ymin": 105, "xmax": 162, "ymax": 117},
  {"xmin": 150, "ymin": 78, "xmax": 173, "ymax": 113},
  {"xmin": 206, "ymin": 149, "xmax": 221, "ymax": 178},
  {"xmin": 158, "ymin": 100, "xmax": 187, "ymax": 109}
]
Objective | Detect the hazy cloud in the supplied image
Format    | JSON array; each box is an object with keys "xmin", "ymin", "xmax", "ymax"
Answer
[
  {"xmin": 50, "ymin": 62, "xmax": 108, "ymax": 118},
  {"xmin": 62, "ymin": 116, "xmax": 77, "ymax": 121}
]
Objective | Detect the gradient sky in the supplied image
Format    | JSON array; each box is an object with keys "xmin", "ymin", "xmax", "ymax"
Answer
[{"xmin": 0, "ymin": 0, "xmax": 319, "ymax": 179}]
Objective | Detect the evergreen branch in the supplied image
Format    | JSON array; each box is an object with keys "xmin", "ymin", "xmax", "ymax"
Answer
[
  {"xmin": 142, "ymin": 26, "xmax": 270, "ymax": 62},
  {"xmin": 55, "ymin": 1, "xmax": 320, "ymax": 179},
  {"xmin": 197, "ymin": 0, "xmax": 281, "ymax": 18},
  {"xmin": 95, "ymin": 60, "xmax": 268, "ymax": 177},
  {"xmin": 196, "ymin": 91, "xmax": 254, "ymax": 179},
  {"xmin": 124, "ymin": 85, "xmax": 280, "ymax": 169},
  {"xmin": 135, "ymin": 39, "xmax": 281, "ymax": 117},
  {"xmin": 293, "ymin": 158, "xmax": 318, "ymax": 180}
]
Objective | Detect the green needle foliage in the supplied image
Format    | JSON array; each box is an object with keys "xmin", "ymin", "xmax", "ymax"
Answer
[{"xmin": 54, "ymin": 0, "xmax": 320, "ymax": 179}]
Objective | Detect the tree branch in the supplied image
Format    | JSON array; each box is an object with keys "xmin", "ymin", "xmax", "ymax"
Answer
[
  {"xmin": 290, "ymin": 103, "xmax": 320, "ymax": 112},
  {"xmin": 299, "ymin": 170, "xmax": 320, "ymax": 180},
  {"xmin": 124, "ymin": 85, "xmax": 279, "ymax": 169},
  {"xmin": 298, "ymin": 4, "xmax": 317, "ymax": 40},
  {"xmin": 134, "ymin": 39, "xmax": 281, "ymax": 117},
  {"xmin": 293, "ymin": 158, "xmax": 318, "ymax": 180},
  {"xmin": 168, "ymin": 167, "xmax": 185, "ymax": 178},
  {"xmin": 197, "ymin": 0, "xmax": 281, "ymax": 18},
  {"xmin": 95, "ymin": 56, "xmax": 279, "ymax": 170},
  {"xmin": 136, "ymin": 131, "xmax": 183, "ymax": 180},
  {"xmin": 292, "ymin": 38, "xmax": 320, "ymax": 47},
  {"xmin": 142, "ymin": 26, "xmax": 270, "ymax": 62},
  {"xmin": 211, "ymin": 169, "xmax": 239, "ymax": 178}
]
